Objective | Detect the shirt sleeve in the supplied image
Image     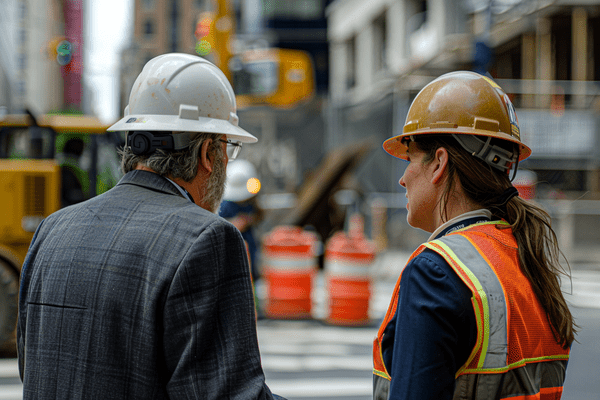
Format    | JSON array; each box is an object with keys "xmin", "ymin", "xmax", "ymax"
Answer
[
  {"xmin": 387, "ymin": 249, "xmax": 477, "ymax": 400},
  {"xmin": 162, "ymin": 219, "xmax": 280, "ymax": 399}
]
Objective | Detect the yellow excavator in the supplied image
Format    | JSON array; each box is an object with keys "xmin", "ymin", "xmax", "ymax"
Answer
[
  {"xmin": 0, "ymin": 112, "xmax": 121, "ymax": 354},
  {"xmin": 195, "ymin": 0, "xmax": 315, "ymax": 109}
]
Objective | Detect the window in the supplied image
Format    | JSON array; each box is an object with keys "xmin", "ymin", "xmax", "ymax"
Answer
[
  {"xmin": 170, "ymin": 0, "xmax": 179, "ymax": 52},
  {"xmin": 144, "ymin": 19, "xmax": 155, "ymax": 39},
  {"xmin": 373, "ymin": 12, "xmax": 387, "ymax": 72},
  {"xmin": 142, "ymin": 0, "xmax": 155, "ymax": 10},
  {"xmin": 407, "ymin": 0, "xmax": 427, "ymax": 35},
  {"xmin": 263, "ymin": 0, "xmax": 322, "ymax": 20},
  {"xmin": 231, "ymin": 53, "xmax": 279, "ymax": 96},
  {"xmin": 346, "ymin": 36, "xmax": 356, "ymax": 89}
]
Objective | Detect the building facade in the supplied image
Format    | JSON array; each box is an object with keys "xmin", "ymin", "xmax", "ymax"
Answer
[
  {"xmin": 118, "ymin": 0, "xmax": 209, "ymax": 114},
  {"xmin": 0, "ymin": 0, "xmax": 65, "ymax": 115},
  {"xmin": 327, "ymin": 0, "xmax": 600, "ymax": 199},
  {"xmin": 326, "ymin": 0, "xmax": 600, "ymax": 250}
]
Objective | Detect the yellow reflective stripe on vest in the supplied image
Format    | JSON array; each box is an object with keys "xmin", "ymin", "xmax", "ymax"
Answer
[{"xmin": 425, "ymin": 232, "xmax": 508, "ymax": 371}]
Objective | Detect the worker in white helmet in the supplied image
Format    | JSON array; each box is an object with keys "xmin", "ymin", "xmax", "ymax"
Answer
[
  {"xmin": 219, "ymin": 159, "xmax": 263, "ymax": 281},
  {"xmin": 18, "ymin": 53, "xmax": 285, "ymax": 400}
]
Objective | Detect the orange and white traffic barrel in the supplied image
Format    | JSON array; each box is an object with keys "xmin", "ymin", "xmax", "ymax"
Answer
[
  {"xmin": 262, "ymin": 226, "xmax": 317, "ymax": 319},
  {"xmin": 513, "ymin": 170, "xmax": 537, "ymax": 200},
  {"xmin": 324, "ymin": 230, "xmax": 376, "ymax": 326}
]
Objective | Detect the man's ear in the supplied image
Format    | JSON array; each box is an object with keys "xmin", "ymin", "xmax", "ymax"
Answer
[
  {"xmin": 200, "ymin": 139, "xmax": 214, "ymax": 173},
  {"xmin": 431, "ymin": 147, "xmax": 449, "ymax": 184}
]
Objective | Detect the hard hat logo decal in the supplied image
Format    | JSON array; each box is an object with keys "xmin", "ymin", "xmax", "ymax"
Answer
[
  {"xmin": 126, "ymin": 117, "xmax": 147, "ymax": 124},
  {"xmin": 503, "ymin": 94, "xmax": 520, "ymax": 140},
  {"xmin": 483, "ymin": 75, "xmax": 520, "ymax": 140}
]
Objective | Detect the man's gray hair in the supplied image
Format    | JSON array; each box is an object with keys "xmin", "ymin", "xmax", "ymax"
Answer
[{"xmin": 119, "ymin": 132, "xmax": 224, "ymax": 182}]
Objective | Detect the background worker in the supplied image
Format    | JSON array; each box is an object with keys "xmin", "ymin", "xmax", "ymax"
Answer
[
  {"xmin": 18, "ymin": 53, "xmax": 285, "ymax": 400},
  {"xmin": 219, "ymin": 159, "xmax": 263, "ymax": 282},
  {"xmin": 58, "ymin": 137, "xmax": 87, "ymax": 207},
  {"xmin": 373, "ymin": 71, "xmax": 576, "ymax": 400}
]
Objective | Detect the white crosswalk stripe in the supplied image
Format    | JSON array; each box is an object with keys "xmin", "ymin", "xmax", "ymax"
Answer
[
  {"xmin": 0, "ymin": 386, "xmax": 22, "ymax": 400},
  {"xmin": 257, "ymin": 321, "xmax": 375, "ymax": 399},
  {"xmin": 0, "ymin": 359, "xmax": 21, "ymax": 400}
]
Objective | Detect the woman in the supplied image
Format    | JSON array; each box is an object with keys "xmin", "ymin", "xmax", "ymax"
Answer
[{"xmin": 373, "ymin": 71, "xmax": 576, "ymax": 400}]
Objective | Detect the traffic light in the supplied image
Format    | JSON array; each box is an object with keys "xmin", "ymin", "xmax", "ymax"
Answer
[
  {"xmin": 56, "ymin": 40, "xmax": 73, "ymax": 66},
  {"xmin": 195, "ymin": 12, "xmax": 215, "ymax": 57},
  {"xmin": 47, "ymin": 37, "xmax": 73, "ymax": 66}
]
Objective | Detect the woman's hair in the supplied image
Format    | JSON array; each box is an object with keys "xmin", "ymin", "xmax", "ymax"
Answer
[
  {"xmin": 118, "ymin": 132, "xmax": 224, "ymax": 181},
  {"xmin": 413, "ymin": 134, "xmax": 576, "ymax": 348}
]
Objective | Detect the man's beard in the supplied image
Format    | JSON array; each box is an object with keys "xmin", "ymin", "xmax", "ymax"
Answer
[{"xmin": 204, "ymin": 155, "xmax": 227, "ymax": 213}]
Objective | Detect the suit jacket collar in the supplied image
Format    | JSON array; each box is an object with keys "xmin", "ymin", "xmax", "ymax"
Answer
[{"xmin": 117, "ymin": 170, "xmax": 183, "ymax": 198}]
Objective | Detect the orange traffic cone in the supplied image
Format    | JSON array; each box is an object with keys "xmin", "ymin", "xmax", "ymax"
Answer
[
  {"xmin": 324, "ymin": 227, "xmax": 376, "ymax": 326},
  {"xmin": 262, "ymin": 226, "xmax": 317, "ymax": 319}
]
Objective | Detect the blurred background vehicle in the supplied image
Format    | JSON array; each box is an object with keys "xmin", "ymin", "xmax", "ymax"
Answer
[{"xmin": 0, "ymin": 112, "xmax": 122, "ymax": 354}]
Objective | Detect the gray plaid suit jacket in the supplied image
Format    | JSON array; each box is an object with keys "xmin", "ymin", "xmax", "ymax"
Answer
[{"xmin": 18, "ymin": 170, "xmax": 282, "ymax": 399}]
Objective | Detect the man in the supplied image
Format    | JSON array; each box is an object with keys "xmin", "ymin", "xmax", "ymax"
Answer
[
  {"xmin": 59, "ymin": 137, "xmax": 87, "ymax": 207},
  {"xmin": 18, "ymin": 53, "xmax": 285, "ymax": 400}
]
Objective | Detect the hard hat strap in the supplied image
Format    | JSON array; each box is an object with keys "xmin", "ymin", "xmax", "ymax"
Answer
[
  {"xmin": 172, "ymin": 131, "xmax": 201, "ymax": 150},
  {"xmin": 452, "ymin": 134, "xmax": 517, "ymax": 173},
  {"xmin": 127, "ymin": 131, "xmax": 175, "ymax": 155},
  {"xmin": 127, "ymin": 131, "xmax": 199, "ymax": 155}
]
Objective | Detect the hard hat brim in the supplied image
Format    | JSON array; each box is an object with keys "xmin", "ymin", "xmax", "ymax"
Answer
[
  {"xmin": 107, "ymin": 114, "xmax": 258, "ymax": 143},
  {"xmin": 382, "ymin": 129, "xmax": 532, "ymax": 162}
]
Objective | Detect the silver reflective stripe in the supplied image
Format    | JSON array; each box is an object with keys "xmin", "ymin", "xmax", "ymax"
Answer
[
  {"xmin": 373, "ymin": 374, "xmax": 390, "ymax": 400},
  {"xmin": 453, "ymin": 359, "xmax": 568, "ymax": 399},
  {"xmin": 434, "ymin": 235, "xmax": 508, "ymax": 369},
  {"xmin": 325, "ymin": 259, "xmax": 371, "ymax": 278},
  {"xmin": 262, "ymin": 256, "xmax": 316, "ymax": 272}
]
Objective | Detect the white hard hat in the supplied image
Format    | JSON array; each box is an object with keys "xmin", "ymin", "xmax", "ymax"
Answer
[
  {"xmin": 224, "ymin": 159, "xmax": 260, "ymax": 202},
  {"xmin": 108, "ymin": 53, "xmax": 257, "ymax": 144}
]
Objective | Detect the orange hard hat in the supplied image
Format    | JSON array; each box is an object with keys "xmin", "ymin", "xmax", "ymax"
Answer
[{"xmin": 383, "ymin": 71, "xmax": 531, "ymax": 168}]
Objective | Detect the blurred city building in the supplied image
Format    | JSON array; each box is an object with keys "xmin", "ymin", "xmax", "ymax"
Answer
[
  {"xmin": 0, "ymin": 0, "xmax": 87, "ymax": 115},
  {"xmin": 327, "ymin": 0, "xmax": 600, "ymax": 197},
  {"xmin": 326, "ymin": 0, "xmax": 600, "ymax": 253}
]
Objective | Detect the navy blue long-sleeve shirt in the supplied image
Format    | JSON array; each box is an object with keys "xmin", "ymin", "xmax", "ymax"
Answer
[{"xmin": 381, "ymin": 217, "xmax": 486, "ymax": 399}]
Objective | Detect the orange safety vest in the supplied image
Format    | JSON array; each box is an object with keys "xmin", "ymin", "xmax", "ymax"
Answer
[{"xmin": 373, "ymin": 221, "xmax": 570, "ymax": 400}]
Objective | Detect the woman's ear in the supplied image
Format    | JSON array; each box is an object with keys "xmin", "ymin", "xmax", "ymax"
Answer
[
  {"xmin": 431, "ymin": 147, "xmax": 449, "ymax": 184},
  {"xmin": 200, "ymin": 139, "xmax": 214, "ymax": 173}
]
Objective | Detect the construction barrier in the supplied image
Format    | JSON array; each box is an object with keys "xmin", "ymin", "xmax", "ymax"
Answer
[
  {"xmin": 514, "ymin": 170, "xmax": 537, "ymax": 200},
  {"xmin": 324, "ymin": 228, "xmax": 376, "ymax": 326},
  {"xmin": 262, "ymin": 226, "xmax": 317, "ymax": 319}
]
